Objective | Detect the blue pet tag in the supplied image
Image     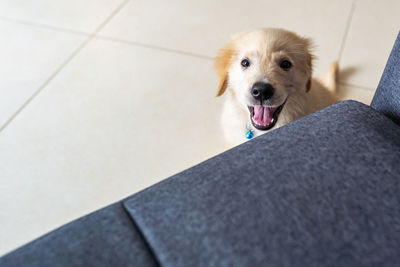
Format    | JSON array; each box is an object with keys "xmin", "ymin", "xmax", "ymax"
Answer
[{"xmin": 245, "ymin": 130, "xmax": 254, "ymax": 140}]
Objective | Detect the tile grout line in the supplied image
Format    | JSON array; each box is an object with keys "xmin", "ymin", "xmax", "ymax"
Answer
[
  {"xmin": 337, "ymin": 0, "xmax": 356, "ymax": 62},
  {"xmin": 0, "ymin": 15, "xmax": 90, "ymax": 37},
  {"xmin": 94, "ymin": 35, "xmax": 214, "ymax": 60},
  {"xmin": 338, "ymin": 82, "xmax": 375, "ymax": 91},
  {"xmin": 0, "ymin": 0, "xmax": 130, "ymax": 133},
  {"xmin": 0, "ymin": 14, "xmax": 214, "ymax": 61}
]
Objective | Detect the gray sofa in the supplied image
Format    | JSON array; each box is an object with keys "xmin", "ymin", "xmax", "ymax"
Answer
[{"xmin": 2, "ymin": 32, "xmax": 400, "ymax": 267}]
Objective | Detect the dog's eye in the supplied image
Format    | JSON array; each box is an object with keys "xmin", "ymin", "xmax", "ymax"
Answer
[
  {"xmin": 241, "ymin": 59, "xmax": 250, "ymax": 68},
  {"xmin": 280, "ymin": 60, "xmax": 292, "ymax": 70}
]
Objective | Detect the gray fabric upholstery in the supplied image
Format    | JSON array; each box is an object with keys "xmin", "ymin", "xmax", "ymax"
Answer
[
  {"xmin": 0, "ymin": 202, "xmax": 158, "ymax": 267},
  {"xmin": 371, "ymin": 31, "xmax": 400, "ymax": 124},
  {"xmin": 124, "ymin": 101, "xmax": 400, "ymax": 267}
]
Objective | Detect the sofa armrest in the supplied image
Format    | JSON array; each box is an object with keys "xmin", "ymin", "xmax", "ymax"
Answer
[{"xmin": 124, "ymin": 101, "xmax": 400, "ymax": 267}]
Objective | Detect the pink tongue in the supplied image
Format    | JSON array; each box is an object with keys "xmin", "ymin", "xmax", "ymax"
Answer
[{"xmin": 253, "ymin": 105, "xmax": 276, "ymax": 126}]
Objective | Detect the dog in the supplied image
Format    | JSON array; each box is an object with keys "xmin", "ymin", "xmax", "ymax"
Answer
[{"xmin": 215, "ymin": 28, "xmax": 339, "ymax": 147}]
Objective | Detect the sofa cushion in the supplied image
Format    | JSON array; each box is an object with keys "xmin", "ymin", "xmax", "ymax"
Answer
[{"xmin": 124, "ymin": 100, "xmax": 400, "ymax": 267}]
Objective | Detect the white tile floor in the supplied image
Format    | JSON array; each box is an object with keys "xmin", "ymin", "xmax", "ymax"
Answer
[{"xmin": 0, "ymin": 0, "xmax": 398, "ymax": 256}]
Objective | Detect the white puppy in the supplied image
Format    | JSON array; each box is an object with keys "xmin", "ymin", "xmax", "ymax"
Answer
[{"xmin": 215, "ymin": 28, "xmax": 338, "ymax": 147}]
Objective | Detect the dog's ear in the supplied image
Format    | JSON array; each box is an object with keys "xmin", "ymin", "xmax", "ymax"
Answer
[
  {"xmin": 304, "ymin": 38, "xmax": 314, "ymax": 93},
  {"xmin": 215, "ymin": 45, "xmax": 235, "ymax": 97}
]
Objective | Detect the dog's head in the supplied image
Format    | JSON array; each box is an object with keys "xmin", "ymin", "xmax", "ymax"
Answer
[{"xmin": 215, "ymin": 28, "xmax": 313, "ymax": 130}]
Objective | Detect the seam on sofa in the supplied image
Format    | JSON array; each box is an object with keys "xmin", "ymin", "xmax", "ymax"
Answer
[{"xmin": 121, "ymin": 201, "xmax": 163, "ymax": 267}]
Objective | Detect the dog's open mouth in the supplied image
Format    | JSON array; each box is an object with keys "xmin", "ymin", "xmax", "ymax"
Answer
[{"xmin": 248, "ymin": 102, "xmax": 286, "ymax": 131}]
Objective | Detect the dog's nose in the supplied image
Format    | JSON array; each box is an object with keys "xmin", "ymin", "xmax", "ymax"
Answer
[{"xmin": 251, "ymin": 82, "xmax": 275, "ymax": 101}]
